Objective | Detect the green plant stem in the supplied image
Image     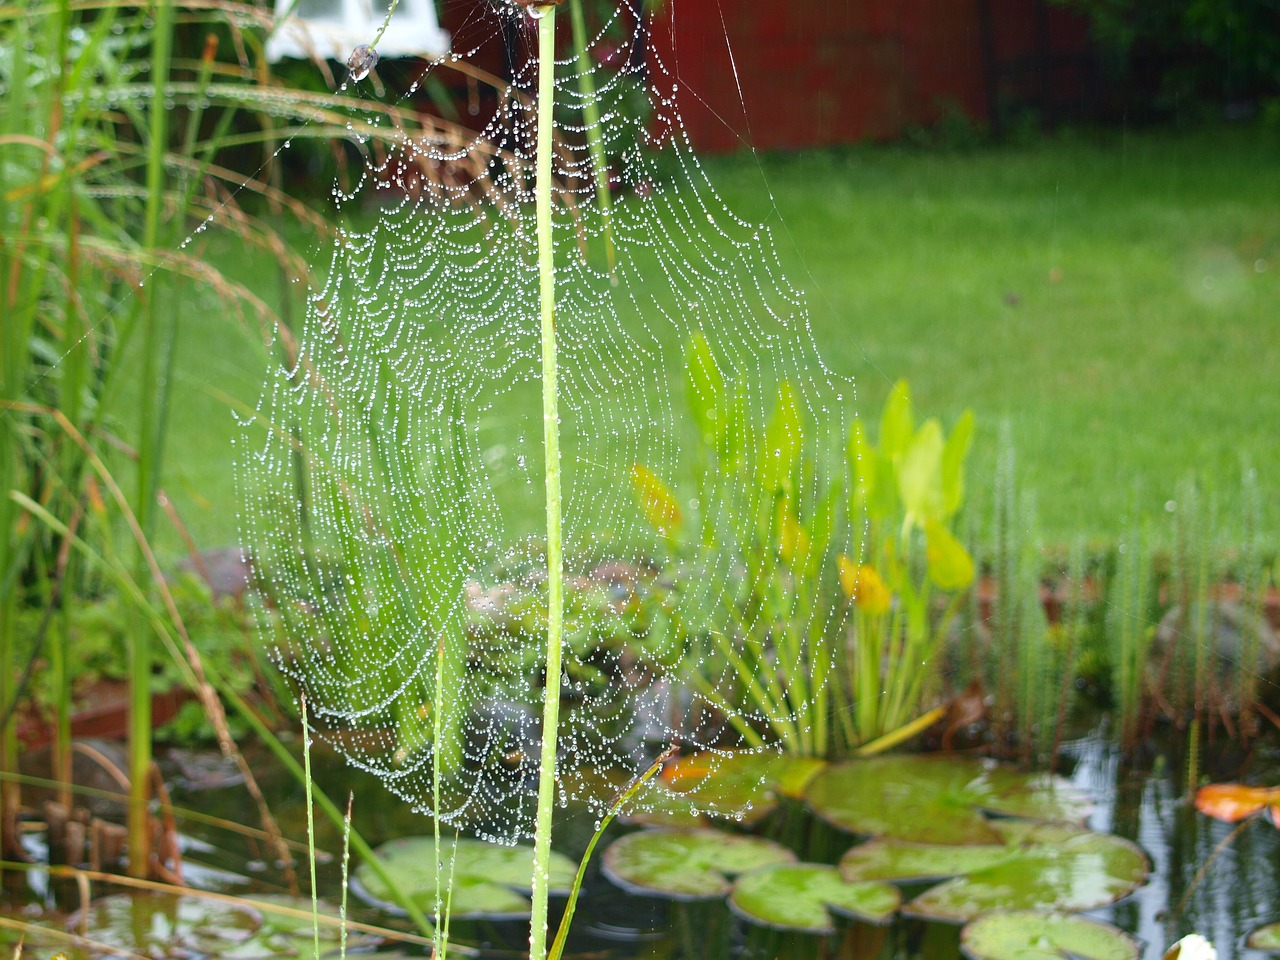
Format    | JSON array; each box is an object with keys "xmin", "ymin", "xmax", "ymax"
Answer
[
  {"xmin": 530, "ymin": 7, "xmax": 562, "ymax": 960},
  {"xmin": 567, "ymin": 0, "xmax": 613, "ymax": 273},
  {"xmin": 302, "ymin": 695, "xmax": 321, "ymax": 960},
  {"xmin": 547, "ymin": 747, "xmax": 675, "ymax": 960},
  {"xmin": 432, "ymin": 635, "xmax": 447, "ymax": 960},
  {"xmin": 218, "ymin": 684, "xmax": 435, "ymax": 938},
  {"xmin": 128, "ymin": 0, "xmax": 176, "ymax": 879}
]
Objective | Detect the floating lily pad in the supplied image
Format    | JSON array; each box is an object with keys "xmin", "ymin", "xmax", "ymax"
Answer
[
  {"xmin": 961, "ymin": 911, "xmax": 1141, "ymax": 960},
  {"xmin": 806, "ymin": 755, "xmax": 1090, "ymax": 845},
  {"xmin": 728, "ymin": 863, "xmax": 901, "ymax": 933},
  {"xmin": 67, "ymin": 893, "xmax": 262, "ymax": 959},
  {"xmin": 0, "ymin": 923, "xmax": 87, "ymax": 960},
  {"xmin": 839, "ymin": 820, "xmax": 1148, "ymax": 922},
  {"xmin": 632, "ymin": 750, "xmax": 827, "ymax": 827},
  {"xmin": 236, "ymin": 894, "xmax": 377, "ymax": 958},
  {"xmin": 602, "ymin": 828, "xmax": 795, "ymax": 900},
  {"xmin": 1249, "ymin": 923, "xmax": 1280, "ymax": 951},
  {"xmin": 354, "ymin": 836, "xmax": 576, "ymax": 919}
]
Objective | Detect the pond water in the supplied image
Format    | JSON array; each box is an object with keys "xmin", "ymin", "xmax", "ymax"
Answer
[
  {"xmin": 6, "ymin": 715, "xmax": 1279, "ymax": 960},
  {"xmin": 2, "ymin": 716, "xmax": 1280, "ymax": 957}
]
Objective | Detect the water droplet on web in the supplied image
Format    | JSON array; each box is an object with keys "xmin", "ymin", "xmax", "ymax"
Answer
[{"xmin": 347, "ymin": 44, "xmax": 378, "ymax": 82}]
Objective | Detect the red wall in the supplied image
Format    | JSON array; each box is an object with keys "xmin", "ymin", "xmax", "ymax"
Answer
[
  {"xmin": 434, "ymin": 1, "xmax": 1094, "ymax": 153},
  {"xmin": 645, "ymin": 0, "xmax": 1092, "ymax": 152}
]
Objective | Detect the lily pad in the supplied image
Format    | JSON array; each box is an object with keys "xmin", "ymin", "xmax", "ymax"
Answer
[
  {"xmin": 236, "ymin": 894, "xmax": 377, "ymax": 958},
  {"xmin": 354, "ymin": 836, "xmax": 576, "ymax": 919},
  {"xmin": 839, "ymin": 820, "xmax": 1148, "ymax": 922},
  {"xmin": 632, "ymin": 749, "xmax": 827, "ymax": 827},
  {"xmin": 728, "ymin": 863, "xmax": 901, "ymax": 933},
  {"xmin": 67, "ymin": 893, "xmax": 262, "ymax": 959},
  {"xmin": 602, "ymin": 828, "xmax": 796, "ymax": 900},
  {"xmin": 961, "ymin": 911, "xmax": 1141, "ymax": 960},
  {"xmin": 806, "ymin": 755, "xmax": 1090, "ymax": 845},
  {"xmin": 1248, "ymin": 923, "xmax": 1280, "ymax": 951}
]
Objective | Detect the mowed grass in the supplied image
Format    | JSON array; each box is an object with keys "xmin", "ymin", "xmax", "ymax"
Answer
[{"xmin": 160, "ymin": 125, "xmax": 1279, "ymax": 555}]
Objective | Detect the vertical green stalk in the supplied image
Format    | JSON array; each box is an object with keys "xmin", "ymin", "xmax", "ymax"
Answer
[
  {"xmin": 568, "ymin": 0, "xmax": 614, "ymax": 273},
  {"xmin": 432, "ymin": 636, "xmax": 448, "ymax": 960},
  {"xmin": 128, "ymin": 0, "xmax": 175, "ymax": 880},
  {"xmin": 302, "ymin": 695, "xmax": 321, "ymax": 960},
  {"xmin": 529, "ymin": 7, "xmax": 563, "ymax": 960}
]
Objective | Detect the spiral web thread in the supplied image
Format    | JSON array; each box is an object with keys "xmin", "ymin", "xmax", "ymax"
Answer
[{"xmin": 238, "ymin": 0, "xmax": 856, "ymax": 842}]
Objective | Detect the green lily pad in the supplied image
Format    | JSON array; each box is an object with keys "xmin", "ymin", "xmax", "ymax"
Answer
[
  {"xmin": 961, "ymin": 911, "xmax": 1141, "ymax": 960},
  {"xmin": 67, "ymin": 893, "xmax": 262, "ymax": 958},
  {"xmin": 839, "ymin": 820, "xmax": 1148, "ymax": 922},
  {"xmin": 806, "ymin": 755, "xmax": 1090, "ymax": 845},
  {"xmin": 236, "ymin": 894, "xmax": 377, "ymax": 958},
  {"xmin": 354, "ymin": 836, "xmax": 576, "ymax": 919},
  {"xmin": 0, "ymin": 922, "xmax": 88, "ymax": 960},
  {"xmin": 728, "ymin": 863, "xmax": 901, "ymax": 933},
  {"xmin": 632, "ymin": 749, "xmax": 827, "ymax": 827},
  {"xmin": 602, "ymin": 828, "xmax": 796, "ymax": 900},
  {"xmin": 1249, "ymin": 923, "xmax": 1280, "ymax": 951}
]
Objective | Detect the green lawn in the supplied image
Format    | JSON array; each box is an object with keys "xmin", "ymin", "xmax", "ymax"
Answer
[{"xmin": 162, "ymin": 125, "xmax": 1279, "ymax": 556}]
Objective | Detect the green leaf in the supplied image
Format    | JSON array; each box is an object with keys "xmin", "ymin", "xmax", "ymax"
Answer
[
  {"xmin": 925, "ymin": 518, "xmax": 975, "ymax": 591},
  {"xmin": 841, "ymin": 821, "xmax": 1149, "ymax": 923},
  {"xmin": 634, "ymin": 749, "xmax": 827, "ymax": 826},
  {"xmin": 721, "ymin": 386, "xmax": 749, "ymax": 465},
  {"xmin": 1248, "ymin": 923, "xmax": 1280, "ymax": 951},
  {"xmin": 940, "ymin": 409, "xmax": 974, "ymax": 518},
  {"xmin": 354, "ymin": 836, "xmax": 576, "ymax": 919},
  {"xmin": 631, "ymin": 462, "xmax": 682, "ymax": 533},
  {"xmin": 759, "ymin": 380, "xmax": 803, "ymax": 492},
  {"xmin": 879, "ymin": 379, "xmax": 914, "ymax": 463},
  {"xmin": 805, "ymin": 755, "xmax": 1090, "ymax": 845},
  {"xmin": 849, "ymin": 417, "xmax": 896, "ymax": 521},
  {"xmin": 602, "ymin": 828, "xmax": 796, "ymax": 900},
  {"xmin": 685, "ymin": 331, "xmax": 723, "ymax": 449},
  {"xmin": 898, "ymin": 418, "xmax": 944, "ymax": 527},
  {"xmin": 729, "ymin": 863, "xmax": 901, "ymax": 933},
  {"xmin": 847, "ymin": 418, "xmax": 875, "ymax": 509},
  {"xmin": 961, "ymin": 911, "xmax": 1141, "ymax": 960}
]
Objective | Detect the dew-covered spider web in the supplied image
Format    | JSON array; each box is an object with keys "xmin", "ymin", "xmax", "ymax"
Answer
[{"xmin": 238, "ymin": 0, "xmax": 856, "ymax": 842}]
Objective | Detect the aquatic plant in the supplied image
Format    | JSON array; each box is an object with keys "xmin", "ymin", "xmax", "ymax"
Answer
[
  {"xmin": 631, "ymin": 358, "xmax": 850, "ymax": 756},
  {"xmin": 839, "ymin": 819, "xmax": 1149, "ymax": 922},
  {"xmin": 981, "ymin": 436, "xmax": 1082, "ymax": 762},
  {"xmin": 961, "ymin": 911, "xmax": 1141, "ymax": 960},
  {"xmin": 805, "ymin": 754, "xmax": 1089, "ymax": 844},
  {"xmin": 633, "ymin": 373, "xmax": 974, "ymax": 756},
  {"xmin": 843, "ymin": 379, "xmax": 976, "ymax": 745}
]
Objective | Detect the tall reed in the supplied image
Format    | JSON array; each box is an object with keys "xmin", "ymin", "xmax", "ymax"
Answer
[
  {"xmin": 0, "ymin": 0, "xmax": 509, "ymax": 875},
  {"xmin": 1106, "ymin": 506, "xmax": 1152, "ymax": 748},
  {"xmin": 530, "ymin": 6, "xmax": 565, "ymax": 960}
]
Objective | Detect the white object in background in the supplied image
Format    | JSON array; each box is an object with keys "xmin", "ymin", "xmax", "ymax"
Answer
[
  {"xmin": 1164, "ymin": 934, "xmax": 1217, "ymax": 960},
  {"xmin": 265, "ymin": 0, "xmax": 449, "ymax": 64}
]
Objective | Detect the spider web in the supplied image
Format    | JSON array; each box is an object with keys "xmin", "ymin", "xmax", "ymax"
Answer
[{"xmin": 237, "ymin": 0, "xmax": 854, "ymax": 842}]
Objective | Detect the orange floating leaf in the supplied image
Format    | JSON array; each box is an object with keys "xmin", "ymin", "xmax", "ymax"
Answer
[{"xmin": 1194, "ymin": 783, "xmax": 1280, "ymax": 824}]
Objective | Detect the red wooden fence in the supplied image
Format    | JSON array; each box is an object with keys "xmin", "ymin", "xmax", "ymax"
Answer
[
  {"xmin": 645, "ymin": 0, "xmax": 1094, "ymax": 152},
  {"xmin": 436, "ymin": 0, "xmax": 1095, "ymax": 153}
]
